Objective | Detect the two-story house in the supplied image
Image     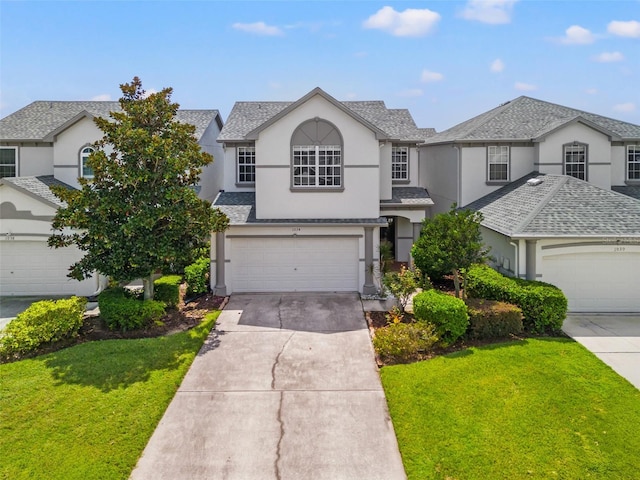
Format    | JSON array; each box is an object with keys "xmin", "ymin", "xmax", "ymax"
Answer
[
  {"xmin": 210, "ymin": 87, "xmax": 434, "ymax": 295},
  {"xmin": 420, "ymin": 96, "xmax": 640, "ymax": 312},
  {"xmin": 0, "ymin": 101, "xmax": 224, "ymax": 296}
]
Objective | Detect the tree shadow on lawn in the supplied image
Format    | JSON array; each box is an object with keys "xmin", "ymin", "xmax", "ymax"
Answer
[
  {"xmin": 441, "ymin": 335, "xmax": 573, "ymax": 360},
  {"xmin": 41, "ymin": 329, "xmax": 215, "ymax": 393}
]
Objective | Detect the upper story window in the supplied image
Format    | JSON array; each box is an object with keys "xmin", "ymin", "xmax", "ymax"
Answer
[
  {"xmin": 80, "ymin": 146, "xmax": 95, "ymax": 178},
  {"xmin": 237, "ymin": 146, "xmax": 256, "ymax": 184},
  {"xmin": 392, "ymin": 146, "xmax": 409, "ymax": 181},
  {"xmin": 628, "ymin": 145, "xmax": 640, "ymax": 181},
  {"xmin": 564, "ymin": 142, "xmax": 587, "ymax": 180},
  {"xmin": 0, "ymin": 147, "xmax": 17, "ymax": 178},
  {"xmin": 487, "ymin": 146, "xmax": 510, "ymax": 182},
  {"xmin": 291, "ymin": 118, "xmax": 343, "ymax": 189}
]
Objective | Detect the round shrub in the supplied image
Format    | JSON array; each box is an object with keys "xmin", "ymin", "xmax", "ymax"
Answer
[
  {"xmin": 412, "ymin": 290, "xmax": 469, "ymax": 346},
  {"xmin": 184, "ymin": 257, "xmax": 210, "ymax": 295},
  {"xmin": 154, "ymin": 275, "xmax": 182, "ymax": 308},
  {"xmin": 373, "ymin": 322, "xmax": 438, "ymax": 364},
  {"xmin": 466, "ymin": 298, "xmax": 523, "ymax": 339},
  {"xmin": 98, "ymin": 288, "xmax": 165, "ymax": 331}
]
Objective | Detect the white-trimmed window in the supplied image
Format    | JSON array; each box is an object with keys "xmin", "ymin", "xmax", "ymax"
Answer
[
  {"xmin": 564, "ymin": 143, "xmax": 587, "ymax": 180},
  {"xmin": 237, "ymin": 146, "xmax": 255, "ymax": 184},
  {"xmin": 392, "ymin": 146, "xmax": 409, "ymax": 181},
  {"xmin": 81, "ymin": 146, "xmax": 95, "ymax": 178},
  {"xmin": 0, "ymin": 147, "xmax": 17, "ymax": 178},
  {"xmin": 293, "ymin": 145, "xmax": 342, "ymax": 187},
  {"xmin": 487, "ymin": 146, "xmax": 510, "ymax": 182},
  {"xmin": 628, "ymin": 145, "xmax": 640, "ymax": 181}
]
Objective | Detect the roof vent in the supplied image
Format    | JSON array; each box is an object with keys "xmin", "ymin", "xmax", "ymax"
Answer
[{"xmin": 526, "ymin": 178, "xmax": 543, "ymax": 186}]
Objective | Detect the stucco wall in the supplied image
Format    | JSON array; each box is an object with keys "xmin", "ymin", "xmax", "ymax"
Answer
[
  {"xmin": 480, "ymin": 227, "xmax": 517, "ymax": 277},
  {"xmin": 197, "ymin": 118, "xmax": 225, "ymax": 203},
  {"xmin": 610, "ymin": 145, "xmax": 627, "ymax": 186},
  {"xmin": 53, "ymin": 116, "xmax": 102, "ymax": 189},
  {"xmin": 9, "ymin": 144, "xmax": 54, "ymax": 177},
  {"xmin": 419, "ymin": 144, "xmax": 458, "ymax": 215}
]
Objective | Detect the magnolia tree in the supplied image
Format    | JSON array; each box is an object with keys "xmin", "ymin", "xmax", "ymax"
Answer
[
  {"xmin": 49, "ymin": 77, "xmax": 228, "ymax": 299},
  {"xmin": 411, "ymin": 205, "xmax": 489, "ymax": 298}
]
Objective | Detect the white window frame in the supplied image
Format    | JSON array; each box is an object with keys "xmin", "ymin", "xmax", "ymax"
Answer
[
  {"xmin": 237, "ymin": 146, "xmax": 256, "ymax": 185},
  {"xmin": 563, "ymin": 143, "xmax": 587, "ymax": 181},
  {"xmin": 487, "ymin": 146, "xmax": 510, "ymax": 182},
  {"xmin": 80, "ymin": 146, "xmax": 95, "ymax": 178},
  {"xmin": 292, "ymin": 145, "xmax": 342, "ymax": 188},
  {"xmin": 392, "ymin": 146, "xmax": 409, "ymax": 181},
  {"xmin": 627, "ymin": 145, "xmax": 640, "ymax": 181},
  {"xmin": 0, "ymin": 146, "xmax": 18, "ymax": 178}
]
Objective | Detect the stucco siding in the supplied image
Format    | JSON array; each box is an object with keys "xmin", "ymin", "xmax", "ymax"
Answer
[
  {"xmin": 480, "ymin": 227, "xmax": 517, "ymax": 277},
  {"xmin": 53, "ymin": 117, "xmax": 103, "ymax": 189},
  {"xmin": 420, "ymin": 144, "xmax": 458, "ymax": 215},
  {"xmin": 610, "ymin": 145, "xmax": 627, "ymax": 186},
  {"xmin": 15, "ymin": 145, "xmax": 54, "ymax": 177},
  {"xmin": 197, "ymin": 119, "xmax": 225, "ymax": 203}
]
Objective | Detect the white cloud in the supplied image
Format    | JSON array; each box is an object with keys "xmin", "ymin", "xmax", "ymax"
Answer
[
  {"xmin": 560, "ymin": 25, "xmax": 596, "ymax": 45},
  {"xmin": 91, "ymin": 94, "xmax": 111, "ymax": 101},
  {"xmin": 363, "ymin": 6, "xmax": 441, "ymax": 37},
  {"xmin": 232, "ymin": 21, "xmax": 284, "ymax": 36},
  {"xmin": 397, "ymin": 88, "xmax": 424, "ymax": 97},
  {"xmin": 514, "ymin": 82, "xmax": 537, "ymax": 91},
  {"xmin": 141, "ymin": 88, "xmax": 158, "ymax": 99},
  {"xmin": 613, "ymin": 102, "xmax": 636, "ymax": 113},
  {"xmin": 490, "ymin": 58, "xmax": 505, "ymax": 73},
  {"xmin": 460, "ymin": 0, "xmax": 517, "ymax": 25},
  {"xmin": 592, "ymin": 51, "xmax": 624, "ymax": 62},
  {"xmin": 421, "ymin": 69, "xmax": 444, "ymax": 83},
  {"xmin": 585, "ymin": 88, "xmax": 598, "ymax": 95},
  {"xmin": 607, "ymin": 20, "xmax": 640, "ymax": 38}
]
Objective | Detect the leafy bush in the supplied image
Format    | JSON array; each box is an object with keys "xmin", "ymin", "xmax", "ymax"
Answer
[
  {"xmin": 98, "ymin": 288, "xmax": 165, "ymax": 331},
  {"xmin": 383, "ymin": 266, "xmax": 422, "ymax": 312},
  {"xmin": 154, "ymin": 275, "xmax": 182, "ymax": 308},
  {"xmin": 373, "ymin": 322, "xmax": 438, "ymax": 363},
  {"xmin": 0, "ymin": 296, "xmax": 87, "ymax": 359},
  {"xmin": 466, "ymin": 264, "xmax": 567, "ymax": 333},
  {"xmin": 413, "ymin": 290, "xmax": 469, "ymax": 346},
  {"xmin": 184, "ymin": 257, "xmax": 210, "ymax": 295},
  {"xmin": 466, "ymin": 298, "xmax": 523, "ymax": 339}
]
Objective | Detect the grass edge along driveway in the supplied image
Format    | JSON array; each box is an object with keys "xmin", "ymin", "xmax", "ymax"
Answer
[
  {"xmin": 380, "ymin": 337, "xmax": 640, "ymax": 480},
  {"xmin": 0, "ymin": 311, "xmax": 219, "ymax": 480}
]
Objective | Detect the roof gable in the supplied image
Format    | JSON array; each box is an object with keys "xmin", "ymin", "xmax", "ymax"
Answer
[{"xmin": 0, "ymin": 175, "xmax": 74, "ymax": 209}]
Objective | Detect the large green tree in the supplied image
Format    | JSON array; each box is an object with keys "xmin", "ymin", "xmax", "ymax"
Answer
[
  {"xmin": 49, "ymin": 77, "xmax": 228, "ymax": 299},
  {"xmin": 411, "ymin": 205, "xmax": 489, "ymax": 298}
]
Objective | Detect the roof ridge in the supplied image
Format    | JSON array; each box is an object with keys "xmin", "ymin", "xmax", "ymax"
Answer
[{"xmin": 514, "ymin": 174, "xmax": 567, "ymax": 233}]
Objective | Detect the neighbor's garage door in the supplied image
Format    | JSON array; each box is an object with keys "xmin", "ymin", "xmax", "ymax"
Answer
[
  {"xmin": 542, "ymin": 251, "xmax": 640, "ymax": 312},
  {"xmin": 231, "ymin": 237, "xmax": 359, "ymax": 292},
  {"xmin": 0, "ymin": 241, "xmax": 95, "ymax": 296}
]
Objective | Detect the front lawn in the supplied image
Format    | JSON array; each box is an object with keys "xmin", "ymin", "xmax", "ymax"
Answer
[
  {"xmin": 0, "ymin": 311, "xmax": 218, "ymax": 480},
  {"xmin": 381, "ymin": 338, "xmax": 640, "ymax": 480}
]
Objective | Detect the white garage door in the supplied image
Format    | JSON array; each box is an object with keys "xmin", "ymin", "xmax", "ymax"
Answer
[
  {"xmin": 542, "ymin": 251, "xmax": 640, "ymax": 312},
  {"xmin": 231, "ymin": 237, "xmax": 359, "ymax": 292},
  {"xmin": 0, "ymin": 241, "xmax": 96, "ymax": 296}
]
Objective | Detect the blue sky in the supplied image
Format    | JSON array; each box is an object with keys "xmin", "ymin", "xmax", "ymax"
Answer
[{"xmin": 1, "ymin": 1, "xmax": 639, "ymax": 131}]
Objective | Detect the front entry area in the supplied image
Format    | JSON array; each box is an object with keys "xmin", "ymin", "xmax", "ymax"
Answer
[{"xmin": 230, "ymin": 237, "xmax": 359, "ymax": 292}]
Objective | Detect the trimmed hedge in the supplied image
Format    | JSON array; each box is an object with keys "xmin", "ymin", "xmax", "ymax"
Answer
[
  {"xmin": 413, "ymin": 290, "xmax": 469, "ymax": 346},
  {"xmin": 98, "ymin": 288, "xmax": 165, "ymax": 331},
  {"xmin": 154, "ymin": 275, "xmax": 182, "ymax": 308},
  {"xmin": 373, "ymin": 322, "xmax": 438, "ymax": 364},
  {"xmin": 184, "ymin": 257, "xmax": 210, "ymax": 295},
  {"xmin": 0, "ymin": 296, "xmax": 87, "ymax": 360},
  {"xmin": 466, "ymin": 264, "xmax": 567, "ymax": 333},
  {"xmin": 466, "ymin": 298, "xmax": 523, "ymax": 339}
]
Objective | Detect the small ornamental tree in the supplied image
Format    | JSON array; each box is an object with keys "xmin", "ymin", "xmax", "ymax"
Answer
[
  {"xmin": 411, "ymin": 205, "xmax": 489, "ymax": 298},
  {"xmin": 48, "ymin": 77, "xmax": 229, "ymax": 299}
]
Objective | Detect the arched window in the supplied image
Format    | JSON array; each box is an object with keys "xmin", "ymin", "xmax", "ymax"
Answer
[
  {"xmin": 291, "ymin": 118, "xmax": 343, "ymax": 189},
  {"xmin": 80, "ymin": 146, "xmax": 95, "ymax": 178}
]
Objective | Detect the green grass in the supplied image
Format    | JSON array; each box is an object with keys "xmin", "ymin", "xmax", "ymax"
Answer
[
  {"xmin": 381, "ymin": 338, "xmax": 640, "ymax": 480},
  {"xmin": 0, "ymin": 311, "xmax": 219, "ymax": 480}
]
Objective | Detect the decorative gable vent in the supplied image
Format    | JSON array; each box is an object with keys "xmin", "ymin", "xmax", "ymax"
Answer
[{"xmin": 526, "ymin": 178, "xmax": 544, "ymax": 186}]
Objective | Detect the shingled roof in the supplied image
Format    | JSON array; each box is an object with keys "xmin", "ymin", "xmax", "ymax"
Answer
[
  {"xmin": 424, "ymin": 96, "xmax": 640, "ymax": 144},
  {"xmin": 218, "ymin": 88, "xmax": 434, "ymax": 143},
  {"xmin": 465, "ymin": 173, "xmax": 640, "ymax": 238},
  {"xmin": 0, "ymin": 101, "xmax": 222, "ymax": 142},
  {"xmin": 0, "ymin": 175, "xmax": 74, "ymax": 208}
]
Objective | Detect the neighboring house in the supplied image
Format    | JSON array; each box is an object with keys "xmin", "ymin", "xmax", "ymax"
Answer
[
  {"xmin": 420, "ymin": 96, "xmax": 640, "ymax": 312},
  {"xmin": 0, "ymin": 101, "xmax": 224, "ymax": 296},
  {"xmin": 211, "ymin": 87, "xmax": 434, "ymax": 295}
]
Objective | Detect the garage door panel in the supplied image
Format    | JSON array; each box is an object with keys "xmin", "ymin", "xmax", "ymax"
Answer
[
  {"xmin": 542, "ymin": 251, "xmax": 640, "ymax": 313},
  {"xmin": 231, "ymin": 237, "xmax": 359, "ymax": 293}
]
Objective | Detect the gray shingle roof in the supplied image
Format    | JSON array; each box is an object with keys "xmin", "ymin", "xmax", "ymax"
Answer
[
  {"xmin": 381, "ymin": 187, "xmax": 434, "ymax": 206},
  {"xmin": 424, "ymin": 96, "xmax": 640, "ymax": 144},
  {"xmin": 1, "ymin": 175, "xmax": 74, "ymax": 207},
  {"xmin": 213, "ymin": 191, "xmax": 387, "ymax": 226},
  {"xmin": 612, "ymin": 185, "xmax": 640, "ymax": 200},
  {"xmin": 465, "ymin": 173, "xmax": 640, "ymax": 237},
  {"xmin": 218, "ymin": 91, "xmax": 433, "ymax": 143},
  {"xmin": 0, "ymin": 101, "xmax": 221, "ymax": 142}
]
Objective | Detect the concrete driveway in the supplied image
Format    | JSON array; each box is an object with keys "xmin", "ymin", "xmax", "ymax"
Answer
[
  {"xmin": 563, "ymin": 314, "xmax": 640, "ymax": 390},
  {"xmin": 130, "ymin": 293, "xmax": 406, "ymax": 480}
]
